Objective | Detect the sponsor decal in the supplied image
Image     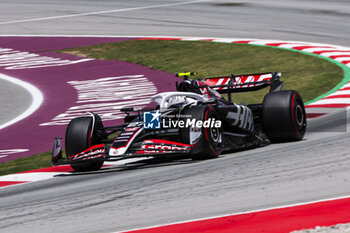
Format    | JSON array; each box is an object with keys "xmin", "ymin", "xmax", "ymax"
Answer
[
  {"xmin": 111, "ymin": 148, "xmax": 119, "ymax": 155},
  {"xmin": 71, "ymin": 147, "xmax": 105, "ymax": 160},
  {"xmin": 168, "ymin": 95, "xmax": 187, "ymax": 106},
  {"xmin": 109, "ymin": 147, "xmax": 128, "ymax": 156},
  {"xmin": 139, "ymin": 140, "xmax": 190, "ymax": 153},
  {"xmin": 226, "ymin": 105, "xmax": 254, "ymax": 131},
  {"xmin": 204, "ymin": 73, "xmax": 273, "ymax": 90},
  {"xmin": 82, "ymin": 152, "xmax": 105, "ymax": 160}
]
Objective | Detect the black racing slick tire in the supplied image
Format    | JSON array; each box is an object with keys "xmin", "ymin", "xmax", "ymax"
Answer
[
  {"xmin": 65, "ymin": 116, "xmax": 104, "ymax": 172},
  {"xmin": 180, "ymin": 105, "xmax": 223, "ymax": 160},
  {"xmin": 262, "ymin": 90, "xmax": 307, "ymax": 142}
]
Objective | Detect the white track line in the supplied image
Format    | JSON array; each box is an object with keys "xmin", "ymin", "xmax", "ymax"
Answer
[
  {"xmin": 0, "ymin": 0, "xmax": 211, "ymax": 25},
  {"xmin": 0, "ymin": 73, "xmax": 43, "ymax": 130},
  {"xmin": 0, "ymin": 172, "xmax": 62, "ymax": 182}
]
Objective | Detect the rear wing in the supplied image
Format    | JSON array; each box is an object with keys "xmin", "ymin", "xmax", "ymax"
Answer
[
  {"xmin": 175, "ymin": 71, "xmax": 284, "ymax": 103},
  {"xmin": 175, "ymin": 72, "xmax": 283, "ymax": 94},
  {"xmin": 204, "ymin": 72, "xmax": 283, "ymax": 94}
]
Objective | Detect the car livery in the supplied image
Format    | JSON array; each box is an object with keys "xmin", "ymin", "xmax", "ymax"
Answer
[{"xmin": 52, "ymin": 72, "xmax": 307, "ymax": 172}]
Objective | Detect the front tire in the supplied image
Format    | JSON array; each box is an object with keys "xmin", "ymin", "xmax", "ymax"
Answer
[
  {"xmin": 65, "ymin": 116, "xmax": 104, "ymax": 172},
  {"xmin": 262, "ymin": 90, "xmax": 306, "ymax": 142},
  {"xmin": 180, "ymin": 105, "xmax": 223, "ymax": 160}
]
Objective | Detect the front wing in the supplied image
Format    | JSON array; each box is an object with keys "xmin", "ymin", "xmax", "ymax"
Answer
[{"xmin": 51, "ymin": 137, "xmax": 192, "ymax": 166}]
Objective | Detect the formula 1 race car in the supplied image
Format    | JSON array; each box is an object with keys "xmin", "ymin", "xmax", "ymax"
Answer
[{"xmin": 52, "ymin": 72, "xmax": 307, "ymax": 172}]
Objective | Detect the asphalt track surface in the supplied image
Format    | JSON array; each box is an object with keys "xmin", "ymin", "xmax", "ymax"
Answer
[
  {"xmin": 1, "ymin": 0, "xmax": 350, "ymax": 124},
  {"xmin": 0, "ymin": 0, "xmax": 350, "ymax": 232},
  {"xmin": 0, "ymin": 78, "xmax": 32, "ymax": 126}
]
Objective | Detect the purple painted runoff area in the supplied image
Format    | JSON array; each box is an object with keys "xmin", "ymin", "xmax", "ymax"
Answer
[{"xmin": 0, "ymin": 36, "xmax": 178, "ymax": 163}]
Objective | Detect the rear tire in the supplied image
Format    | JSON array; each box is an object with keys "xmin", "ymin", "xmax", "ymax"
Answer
[
  {"xmin": 65, "ymin": 116, "xmax": 104, "ymax": 172},
  {"xmin": 262, "ymin": 90, "xmax": 306, "ymax": 142},
  {"xmin": 180, "ymin": 105, "xmax": 223, "ymax": 160}
]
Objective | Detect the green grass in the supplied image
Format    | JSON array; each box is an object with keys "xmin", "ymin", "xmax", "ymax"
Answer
[
  {"xmin": 62, "ymin": 40, "xmax": 343, "ymax": 104},
  {"xmin": 0, "ymin": 40, "xmax": 343, "ymax": 176},
  {"xmin": 0, "ymin": 151, "xmax": 52, "ymax": 176}
]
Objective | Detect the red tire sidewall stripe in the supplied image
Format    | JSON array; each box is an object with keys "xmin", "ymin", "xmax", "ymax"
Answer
[
  {"xmin": 88, "ymin": 129, "xmax": 92, "ymax": 147},
  {"xmin": 204, "ymin": 107, "xmax": 220, "ymax": 155}
]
